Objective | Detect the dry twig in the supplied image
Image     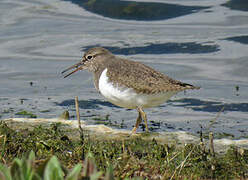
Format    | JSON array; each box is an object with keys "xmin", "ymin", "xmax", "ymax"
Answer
[
  {"xmin": 75, "ymin": 96, "xmax": 83, "ymax": 132},
  {"xmin": 209, "ymin": 132, "xmax": 215, "ymax": 157}
]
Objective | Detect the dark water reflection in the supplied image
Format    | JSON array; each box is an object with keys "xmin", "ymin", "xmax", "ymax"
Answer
[
  {"xmin": 224, "ymin": 35, "xmax": 248, "ymax": 45},
  {"xmin": 82, "ymin": 42, "xmax": 220, "ymax": 55},
  {"xmin": 56, "ymin": 99, "xmax": 120, "ymax": 109},
  {"xmin": 222, "ymin": 0, "xmax": 248, "ymax": 12},
  {"xmin": 64, "ymin": 0, "xmax": 209, "ymax": 21},
  {"xmin": 172, "ymin": 98, "xmax": 248, "ymax": 113}
]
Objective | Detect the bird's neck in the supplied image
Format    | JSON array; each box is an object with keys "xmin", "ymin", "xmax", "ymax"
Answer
[
  {"xmin": 91, "ymin": 55, "xmax": 115, "ymax": 91},
  {"xmin": 92, "ymin": 62, "xmax": 108, "ymax": 91}
]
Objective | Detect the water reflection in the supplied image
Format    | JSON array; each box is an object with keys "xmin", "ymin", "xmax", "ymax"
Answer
[
  {"xmin": 82, "ymin": 42, "xmax": 219, "ymax": 55},
  {"xmin": 224, "ymin": 35, "xmax": 248, "ymax": 45},
  {"xmin": 64, "ymin": 0, "xmax": 209, "ymax": 20},
  {"xmin": 222, "ymin": 0, "xmax": 248, "ymax": 12},
  {"xmin": 172, "ymin": 98, "xmax": 248, "ymax": 113},
  {"xmin": 56, "ymin": 99, "xmax": 120, "ymax": 109}
]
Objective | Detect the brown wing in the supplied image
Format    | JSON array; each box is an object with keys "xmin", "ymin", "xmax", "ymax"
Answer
[{"xmin": 106, "ymin": 58, "xmax": 199, "ymax": 94}]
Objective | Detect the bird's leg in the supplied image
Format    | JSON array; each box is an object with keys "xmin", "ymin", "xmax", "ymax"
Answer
[
  {"xmin": 131, "ymin": 108, "xmax": 142, "ymax": 134},
  {"xmin": 138, "ymin": 107, "xmax": 148, "ymax": 132}
]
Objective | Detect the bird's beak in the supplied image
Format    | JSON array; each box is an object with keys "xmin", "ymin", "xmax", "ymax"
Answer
[{"xmin": 61, "ymin": 60, "xmax": 84, "ymax": 78}]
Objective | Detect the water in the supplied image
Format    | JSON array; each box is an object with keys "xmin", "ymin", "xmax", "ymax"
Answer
[{"xmin": 0, "ymin": 0, "xmax": 247, "ymax": 138}]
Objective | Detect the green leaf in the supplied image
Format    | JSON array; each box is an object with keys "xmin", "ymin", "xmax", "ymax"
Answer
[
  {"xmin": 27, "ymin": 151, "xmax": 35, "ymax": 164},
  {"xmin": 104, "ymin": 165, "xmax": 114, "ymax": 180},
  {"xmin": 82, "ymin": 153, "xmax": 104, "ymax": 179},
  {"xmin": 83, "ymin": 152, "xmax": 97, "ymax": 177},
  {"xmin": 90, "ymin": 172, "xmax": 102, "ymax": 180},
  {"xmin": 36, "ymin": 158, "xmax": 51, "ymax": 178},
  {"xmin": 24, "ymin": 151, "xmax": 35, "ymax": 180},
  {"xmin": 65, "ymin": 164, "xmax": 82, "ymax": 180},
  {"xmin": 0, "ymin": 163, "xmax": 12, "ymax": 180},
  {"xmin": 32, "ymin": 174, "xmax": 42, "ymax": 180},
  {"xmin": 10, "ymin": 159, "xmax": 23, "ymax": 180},
  {"xmin": 9, "ymin": 152, "xmax": 38, "ymax": 180},
  {"xmin": 44, "ymin": 156, "xmax": 64, "ymax": 180}
]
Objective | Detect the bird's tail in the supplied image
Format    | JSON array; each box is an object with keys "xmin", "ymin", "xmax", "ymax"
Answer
[{"xmin": 183, "ymin": 83, "xmax": 200, "ymax": 90}]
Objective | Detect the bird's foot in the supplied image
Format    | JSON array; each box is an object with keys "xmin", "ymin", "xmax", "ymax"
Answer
[{"xmin": 131, "ymin": 127, "xmax": 138, "ymax": 134}]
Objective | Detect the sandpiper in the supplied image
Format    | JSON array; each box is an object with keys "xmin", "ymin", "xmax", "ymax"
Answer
[{"xmin": 62, "ymin": 47, "xmax": 199, "ymax": 133}]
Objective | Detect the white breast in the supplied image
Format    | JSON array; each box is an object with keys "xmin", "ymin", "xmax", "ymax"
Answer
[{"xmin": 98, "ymin": 68, "xmax": 178, "ymax": 109}]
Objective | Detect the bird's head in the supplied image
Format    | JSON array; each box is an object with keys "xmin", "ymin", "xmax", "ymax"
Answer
[{"xmin": 62, "ymin": 47, "xmax": 111, "ymax": 78}]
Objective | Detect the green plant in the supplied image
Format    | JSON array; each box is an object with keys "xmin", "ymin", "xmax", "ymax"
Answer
[
  {"xmin": 0, "ymin": 151, "xmax": 116, "ymax": 180},
  {"xmin": 0, "ymin": 151, "xmax": 82, "ymax": 180},
  {"xmin": 0, "ymin": 151, "xmax": 39, "ymax": 180}
]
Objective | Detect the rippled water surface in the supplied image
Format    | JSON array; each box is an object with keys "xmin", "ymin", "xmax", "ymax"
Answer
[{"xmin": 0, "ymin": 0, "xmax": 248, "ymax": 138}]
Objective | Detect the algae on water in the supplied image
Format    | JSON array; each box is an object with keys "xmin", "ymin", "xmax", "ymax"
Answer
[{"xmin": 15, "ymin": 111, "xmax": 37, "ymax": 118}]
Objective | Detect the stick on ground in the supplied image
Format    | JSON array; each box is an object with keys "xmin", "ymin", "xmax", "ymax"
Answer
[
  {"xmin": 75, "ymin": 96, "xmax": 83, "ymax": 132},
  {"xmin": 209, "ymin": 132, "xmax": 215, "ymax": 157}
]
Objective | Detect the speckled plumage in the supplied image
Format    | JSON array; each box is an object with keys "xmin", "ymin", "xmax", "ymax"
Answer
[
  {"xmin": 105, "ymin": 57, "xmax": 198, "ymax": 94},
  {"xmin": 80, "ymin": 47, "xmax": 199, "ymax": 94}
]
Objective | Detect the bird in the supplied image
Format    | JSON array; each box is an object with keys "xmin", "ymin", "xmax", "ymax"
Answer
[{"xmin": 62, "ymin": 47, "xmax": 200, "ymax": 133}]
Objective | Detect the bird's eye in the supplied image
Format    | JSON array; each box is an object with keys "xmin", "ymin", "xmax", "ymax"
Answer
[{"xmin": 87, "ymin": 55, "xmax": 93, "ymax": 60}]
